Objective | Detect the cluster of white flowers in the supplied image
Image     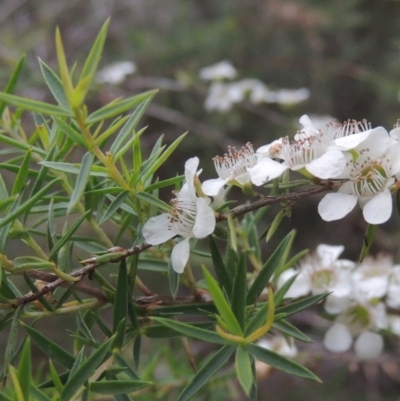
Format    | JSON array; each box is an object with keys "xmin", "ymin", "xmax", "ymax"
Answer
[
  {"xmin": 278, "ymin": 244, "xmax": 400, "ymax": 360},
  {"xmin": 199, "ymin": 61, "xmax": 310, "ymax": 112}
]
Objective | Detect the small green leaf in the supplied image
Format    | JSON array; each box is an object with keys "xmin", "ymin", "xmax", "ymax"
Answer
[
  {"xmin": 0, "ymin": 92, "xmax": 72, "ymax": 116},
  {"xmin": 113, "ymin": 260, "xmax": 128, "ymax": 347},
  {"xmin": 60, "ymin": 338, "xmax": 113, "ymax": 401},
  {"xmin": 144, "ymin": 322, "xmax": 213, "ymax": 338},
  {"xmin": 39, "ymin": 58, "xmax": 70, "ymax": 109},
  {"xmin": 90, "ymin": 380, "xmax": 151, "ymax": 395},
  {"xmin": 247, "ymin": 343, "xmax": 320, "ymax": 382},
  {"xmin": 21, "ymin": 323, "xmax": 75, "ymax": 368},
  {"xmin": 236, "ymin": 347, "xmax": 253, "ymax": 396},
  {"xmin": 17, "ymin": 338, "xmax": 32, "ymax": 400},
  {"xmin": 49, "ymin": 209, "xmax": 91, "ymax": 259},
  {"xmin": 49, "ymin": 358, "xmax": 63, "ymax": 394},
  {"xmin": 151, "ymin": 317, "xmax": 226, "ymax": 345},
  {"xmin": 272, "ymin": 320, "xmax": 312, "ymax": 343},
  {"xmin": 276, "ymin": 293, "xmax": 328, "ymax": 317},
  {"xmin": 55, "ymin": 27, "xmax": 73, "ymax": 102},
  {"xmin": 68, "ymin": 152, "xmax": 95, "ymax": 213},
  {"xmin": 177, "ymin": 345, "xmax": 234, "ymax": 401},
  {"xmin": 145, "ymin": 175, "xmax": 184, "ymax": 192},
  {"xmin": 12, "ymin": 153, "xmax": 32, "ymax": 197},
  {"xmin": 54, "ymin": 118, "xmax": 86, "ymax": 147},
  {"xmin": 13, "ymin": 257, "xmax": 54, "ymax": 271},
  {"xmin": 202, "ymin": 267, "xmax": 242, "ymax": 336},
  {"xmin": 266, "ymin": 208, "xmax": 286, "ymax": 242},
  {"xmin": 0, "ymin": 55, "xmax": 25, "ymax": 116},
  {"xmin": 360, "ymin": 224, "xmax": 378, "ymax": 262},
  {"xmin": 99, "ymin": 191, "xmax": 129, "ymax": 225},
  {"xmin": 168, "ymin": 259, "xmax": 180, "ymax": 298},
  {"xmin": 231, "ymin": 254, "xmax": 247, "ymax": 330},
  {"xmin": 2, "ymin": 306, "xmax": 22, "ymax": 380},
  {"xmin": 0, "ymin": 134, "xmax": 47, "ymax": 156},
  {"xmin": 39, "ymin": 161, "xmax": 108, "ymax": 177},
  {"xmin": 87, "ymin": 90, "xmax": 157, "ymax": 124},
  {"xmin": 109, "ymin": 96, "xmax": 154, "ymax": 154},
  {"xmin": 209, "ymin": 236, "xmax": 233, "ymax": 296},
  {"xmin": 247, "ymin": 230, "xmax": 294, "ymax": 305},
  {"xmin": 136, "ymin": 191, "xmax": 172, "ymax": 212}
]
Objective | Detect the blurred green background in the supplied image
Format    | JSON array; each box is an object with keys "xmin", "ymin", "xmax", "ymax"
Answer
[{"xmin": 1, "ymin": 1, "xmax": 400, "ymax": 399}]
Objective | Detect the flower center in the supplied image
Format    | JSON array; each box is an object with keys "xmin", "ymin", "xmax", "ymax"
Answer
[
  {"xmin": 213, "ymin": 142, "xmax": 257, "ymax": 180},
  {"xmin": 345, "ymin": 305, "xmax": 371, "ymax": 331},
  {"xmin": 168, "ymin": 192, "xmax": 197, "ymax": 236},
  {"xmin": 351, "ymin": 162, "xmax": 389, "ymax": 196},
  {"xmin": 311, "ymin": 269, "xmax": 333, "ymax": 289}
]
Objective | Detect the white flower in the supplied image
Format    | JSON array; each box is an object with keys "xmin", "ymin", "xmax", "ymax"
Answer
[
  {"xmin": 318, "ymin": 142, "xmax": 400, "ymax": 224},
  {"xmin": 96, "ymin": 61, "xmax": 136, "ymax": 85},
  {"xmin": 202, "ymin": 143, "xmax": 258, "ymax": 196},
  {"xmin": 256, "ymin": 336, "xmax": 298, "ymax": 358},
  {"xmin": 204, "ymin": 82, "xmax": 243, "ymax": 112},
  {"xmin": 143, "ymin": 157, "xmax": 216, "ymax": 273},
  {"xmin": 264, "ymin": 88, "xmax": 310, "ymax": 105},
  {"xmin": 277, "ymin": 244, "xmax": 354, "ymax": 303},
  {"xmin": 199, "ymin": 60, "xmax": 237, "ymax": 81},
  {"xmin": 229, "ymin": 79, "xmax": 271, "ymax": 104}
]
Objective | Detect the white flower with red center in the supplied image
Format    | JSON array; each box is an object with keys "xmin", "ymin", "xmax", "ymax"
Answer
[
  {"xmin": 318, "ymin": 142, "xmax": 400, "ymax": 224},
  {"xmin": 143, "ymin": 157, "xmax": 216, "ymax": 273},
  {"xmin": 202, "ymin": 143, "xmax": 258, "ymax": 196}
]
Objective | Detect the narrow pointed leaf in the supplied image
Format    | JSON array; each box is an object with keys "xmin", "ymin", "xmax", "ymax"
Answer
[
  {"xmin": 110, "ymin": 96, "xmax": 154, "ymax": 154},
  {"xmin": 67, "ymin": 152, "xmax": 95, "ymax": 213},
  {"xmin": 168, "ymin": 259, "xmax": 180, "ymax": 298},
  {"xmin": 89, "ymin": 380, "xmax": 151, "ymax": 395},
  {"xmin": 21, "ymin": 323, "xmax": 75, "ymax": 368},
  {"xmin": 0, "ymin": 92, "xmax": 71, "ymax": 116},
  {"xmin": 276, "ymin": 293, "xmax": 328, "ymax": 317},
  {"xmin": 136, "ymin": 191, "xmax": 172, "ymax": 212},
  {"xmin": 360, "ymin": 224, "xmax": 378, "ymax": 262},
  {"xmin": 247, "ymin": 230, "xmax": 294, "ymax": 305},
  {"xmin": 272, "ymin": 320, "xmax": 312, "ymax": 343},
  {"xmin": 113, "ymin": 260, "xmax": 128, "ymax": 346},
  {"xmin": 231, "ymin": 254, "xmax": 247, "ymax": 330},
  {"xmin": 236, "ymin": 347, "xmax": 253, "ymax": 396},
  {"xmin": 17, "ymin": 338, "xmax": 32, "ymax": 401},
  {"xmin": 209, "ymin": 236, "xmax": 232, "ymax": 295},
  {"xmin": 60, "ymin": 338, "xmax": 113, "ymax": 401},
  {"xmin": 202, "ymin": 267, "xmax": 242, "ymax": 336},
  {"xmin": 2, "ymin": 306, "xmax": 22, "ymax": 379},
  {"xmin": 99, "ymin": 191, "xmax": 129, "ymax": 225},
  {"xmin": 54, "ymin": 118, "xmax": 86, "ymax": 147},
  {"xmin": 87, "ymin": 90, "xmax": 157, "ymax": 124},
  {"xmin": 151, "ymin": 317, "xmax": 226, "ymax": 345},
  {"xmin": 177, "ymin": 345, "xmax": 234, "ymax": 401},
  {"xmin": 247, "ymin": 343, "xmax": 320, "ymax": 381}
]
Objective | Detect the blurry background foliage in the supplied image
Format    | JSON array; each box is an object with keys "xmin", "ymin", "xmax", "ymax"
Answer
[{"xmin": 1, "ymin": 0, "xmax": 400, "ymax": 400}]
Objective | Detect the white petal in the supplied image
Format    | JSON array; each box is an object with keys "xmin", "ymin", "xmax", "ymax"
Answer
[
  {"xmin": 171, "ymin": 237, "xmax": 191, "ymax": 273},
  {"xmin": 278, "ymin": 268, "xmax": 310, "ymax": 299},
  {"xmin": 362, "ymin": 190, "xmax": 392, "ymax": 224},
  {"xmin": 316, "ymin": 244, "xmax": 344, "ymax": 265},
  {"xmin": 323, "ymin": 323, "xmax": 352, "ymax": 353},
  {"xmin": 202, "ymin": 178, "xmax": 228, "ymax": 196},
  {"xmin": 143, "ymin": 214, "xmax": 175, "ymax": 245},
  {"xmin": 185, "ymin": 157, "xmax": 200, "ymax": 194},
  {"xmin": 306, "ymin": 150, "xmax": 346, "ymax": 179},
  {"xmin": 299, "ymin": 114, "xmax": 318, "ymax": 134},
  {"xmin": 354, "ymin": 331, "xmax": 384, "ymax": 360},
  {"xmin": 248, "ymin": 158, "xmax": 288, "ymax": 186},
  {"xmin": 192, "ymin": 198, "xmax": 216, "ymax": 238},
  {"xmin": 324, "ymin": 294, "xmax": 351, "ymax": 314},
  {"xmin": 234, "ymin": 172, "xmax": 251, "ymax": 186},
  {"xmin": 318, "ymin": 193, "xmax": 358, "ymax": 221}
]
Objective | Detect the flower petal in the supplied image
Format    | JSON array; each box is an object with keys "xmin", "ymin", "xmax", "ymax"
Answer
[
  {"xmin": 143, "ymin": 213, "xmax": 175, "ymax": 245},
  {"xmin": 192, "ymin": 197, "xmax": 216, "ymax": 238},
  {"xmin": 323, "ymin": 323, "xmax": 352, "ymax": 353},
  {"xmin": 202, "ymin": 178, "xmax": 228, "ymax": 197},
  {"xmin": 248, "ymin": 158, "xmax": 288, "ymax": 186},
  {"xmin": 318, "ymin": 193, "xmax": 358, "ymax": 221},
  {"xmin": 171, "ymin": 237, "xmax": 191, "ymax": 273},
  {"xmin": 354, "ymin": 331, "xmax": 384, "ymax": 360},
  {"xmin": 362, "ymin": 190, "xmax": 392, "ymax": 224},
  {"xmin": 306, "ymin": 150, "xmax": 346, "ymax": 179},
  {"xmin": 316, "ymin": 244, "xmax": 344, "ymax": 266},
  {"xmin": 185, "ymin": 157, "xmax": 200, "ymax": 194}
]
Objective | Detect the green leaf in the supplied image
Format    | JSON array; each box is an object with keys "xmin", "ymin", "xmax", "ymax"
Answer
[
  {"xmin": 21, "ymin": 322, "xmax": 75, "ymax": 368},
  {"xmin": 22, "ymin": 272, "xmax": 54, "ymax": 311},
  {"xmin": 145, "ymin": 175, "xmax": 184, "ymax": 193},
  {"xmin": 177, "ymin": 345, "xmax": 234, "ymax": 401},
  {"xmin": 49, "ymin": 209, "xmax": 91, "ymax": 259},
  {"xmin": 77, "ymin": 19, "xmax": 110, "ymax": 98},
  {"xmin": 109, "ymin": 96, "xmax": 154, "ymax": 154},
  {"xmin": 247, "ymin": 230, "xmax": 294, "ymax": 305},
  {"xmin": 360, "ymin": 224, "xmax": 378, "ymax": 262},
  {"xmin": 272, "ymin": 320, "xmax": 312, "ymax": 343},
  {"xmin": 0, "ymin": 55, "xmax": 25, "ymax": 116},
  {"xmin": 13, "ymin": 257, "xmax": 54, "ymax": 271},
  {"xmin": 151, "ymin": 317, "xmax": 226, "ymax": 345},
  {"xmin": 0, "ymin": 92, "xmax": 72, "ymax": 116},
  {"xmin": 266, "ymin": 209, "xmax": 286, "ymax": 242},
  {"xmin": 247, "ymin": 343, "xmax": 320, "ymax": 382},
  {"xmin": 231, "ymin": 254, "xmax": 247, "ymax": 330},
  {"xmin": 209, "ymin": 236, "xmax": 232, "ymax": 296},
  {"xmin": 0, "ymin": 134, "xmax": 47, "ymax": 156},
  {"xmin": 89, "ymin": 380, "xmax": 151, "ymax": 395},
  {"xmin": 60, "ymin": 338, "xmax": 113, "ymax": 401},
  {"xmin": 2, "ymin": 306, "xmax": 22, "ymax": 380},
  {"xmin": 168, "ymin": 259, "xmax": 180, "ymax": 298},
  {"xmin": 136, "ymin": 191, "xmax": 172, "ymax": 212},
  {"xmin": 276, "ymin": 293, "xmax": 328, "ymax": 317},
  {"xmin": 235, "ymin": 347, "xmax": 253, "ymax": 396},
  {"xmin": 202, "ymin": 267, "xmax": 242, "ymax": 336},
  {"xmin": 54, "ymin": 118, "xmax": 86, "ymax": 147},
  {"xmin": 68, "ymin": 152, "xmax": 95, "ymax": 213},
  {"xmin": 142, "ymin": 133, "xmax": 187, "ymax": 182},
  {"xmin": 39, "ymin": 161, "xmax": 108, "ymax": 177},
  {"xmin": 17, "ymin": 338, "xmax": 32, "ymax": 401},
  {"xmin": 55, "ymin": 27, "xmax": 73, "ymax": 101},
  {"xmin": 39, "ymin": 59, "xmax": 70, "ymax": 109},
  {"xmin": 144, "ymin": 322, "xmax": 213, "ymax": 338},
  {"xmin": 273, "ymin": 273, "xmax": 298, "ymax": 305},
  {"xmin": 113, "ymin": 260, "xmax": 128, "ymax": 348},
  {"xmin": 99, "ymin": 191, "xmax": 129, "ymax": 225},
  {"xmin": 49, "ymin": 358, "xmax": 64, "ymax": 394},
  {"xmin": 87, "ymin": 90, "xmax": 157, "ymax": 124},
  {"xmin": 0, "ymin": 178, "xmax": 59, "ymax": 229}
]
